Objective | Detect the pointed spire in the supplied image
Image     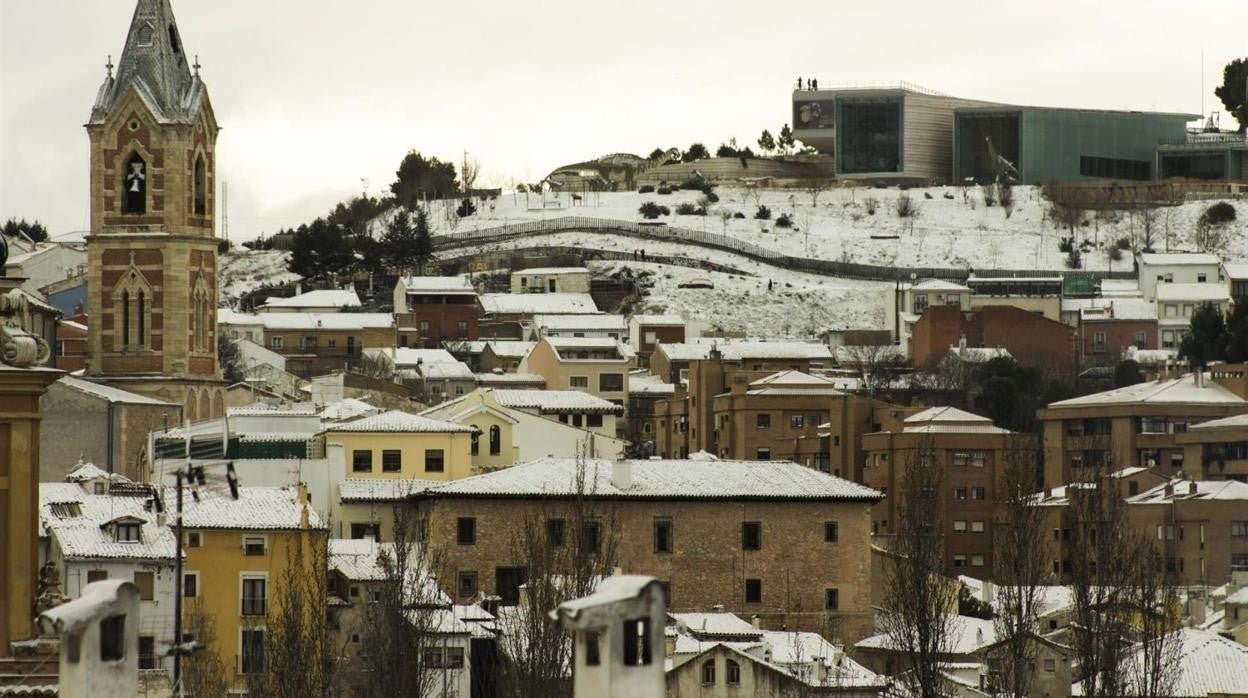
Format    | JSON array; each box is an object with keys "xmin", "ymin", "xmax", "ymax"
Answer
[{"xmin": 91, "ymin": 0, "xmax": 200, "ymax": 124}]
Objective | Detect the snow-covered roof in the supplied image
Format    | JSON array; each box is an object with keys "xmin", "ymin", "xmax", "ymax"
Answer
[
  {"xmin": 325, "ymin": 410, "xmax": 475, "ymax": 434},
  {"xmin": 1188, "ymin": 412, "xmax": 1248, "ymax": 432},
  {"xmin": 901, "ymin": 406, "xmax": 1010, "ymax": 434},
  {"xmin": 180, "ymin": 486, "xmax": 325, "ymax": 530},
  {"xmin": 256, "ymin": 313, "xmax": 394, "ymax": 331},
  {"xmin": 480, "ymin": 341, "xmax": 537, "ymax": 358},
  {"xmin": 479, "ymin": 293, "xmax": 599, "ymax": 315},
  {"xmin": 534, "ymin": 314, "xmax": 628, "ymax": 331},
  {"xmin": 912, "ymin": 279, "xmax": 970, "ymax": 292},
  {"xmin": 262, "ymin": 288, "xmax": 361, "ymax": 309},
  {"xmin": 1222, "ymin": 262, "xmax": 1248, "ymax": 280},
  {"xmin": 1079, "ymin": 298, "xmax": 1157, "ymax": 321},
  {"xmin": 329, "ymin": 538, "xmax": 390, "ymax": 581},
  {"xmin": 400, "ymin": 275, "xmax": 477, "ymax": 295},
  {"xmin": 1127, "ymin": 479, "xmax": 1248, "ymax": 503},
  {"xmin": 1047, "ymin": 373, "xmax": 1246, "ymax": 408},
  {"xmin": 339, "ymin": 478, "xmax": 443, "ymax": 502},
  {"xmin": 905, "ymin": 406, "xmax": 989, "ymax": 424},
  {"xmin": 749, "ymin": 370, "xmax": 839, "ymax": 387},
  {"xmin": 1099, "ymin": 278, "xmax": 1142, "ymax": 297},
  {"xmin": 544, "ymin": 336, "xmax": 630, "ymax": 359},
  {"xmin": 475, "ymin": 371, "xmax": 546, "ymax": 386},
  {"xmin": 1138, "ymin": 252, "xmax": 1222, "ymax": 267},
  {"xmin": 671, "ymin": 612, "xmax": 759, "ymax": 638},
  {"xmin": 63, "ymin": 460, "xmax": 129, "ymax": 484},
  {"xmin": 424, "ymin": 457, "xmax": 883, "ymax": 501},
  {"xmin": 628, "ymin": 373, "xmax": 676, "ymax": 395},
  {"xmin": 227, "ymin": 404, "xmax": 317, "ymax": 417},
  {"xmin": 515, "ymin": 267, "xmax": 589, "ymax": 275},
  {"xmin": 218, "ymin": 307, "xmax": 264, "ymax": 326},
  {"xmin": 856, "ymin": 615, "xmax": 996, "ymax": 655},
  {"xmin": 656, "ymin": 340, "xmax": 833, "ymax": 362},
  {"xmin": 318, "ymin": 398, "xmax": 380, "ymax": 422},
  {"xmin": 40, "ymin": 483, "xmax": 176, "ymax": 561},
  {"xmin": 421, "ymin": 361, "xmax": 475, "ymax": 380},
  {"xmin": 1154, "ymin": 283, "xmax": 1229, "ymax": 303},
  {"xmin": 56, "ymin": 376, "xmax": 174, "ymax": 406},
  {"xmin": 631, "ymin": 314, "xmax": 684, "ymax": 326},
  {"xmin": 365, "ymin": 347, "xmax": 458, "ymax": 368},
  {"xmin": 492, "ymin": 389, "xmax": 623, "ymax": 414},
  {"xmin": 1075, "ymin": 629, "xmax": 1248, "ymax": 697}
]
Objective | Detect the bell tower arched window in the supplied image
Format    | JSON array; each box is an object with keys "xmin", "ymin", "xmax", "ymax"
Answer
[
  {"xmin": 193, "ymin": 153, "xmax": 207, "ymax": 216},
  {"xmin": 122, "ymin": 152, "xmax": 147, "ymax": 215},
  {"xmin": 112, "ymin": 263, "xmax": 154, "ymax": 351},
  {"xmin": 191, "ymin": 271, "xmax": 212, "ymax": 353}
]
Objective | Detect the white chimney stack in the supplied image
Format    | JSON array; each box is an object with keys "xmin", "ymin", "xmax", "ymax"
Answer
[{"xmin": 611, "ymin": 460, "xmax": 632, "ymax": 490}]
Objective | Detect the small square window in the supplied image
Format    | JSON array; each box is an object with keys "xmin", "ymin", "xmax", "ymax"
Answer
[
  {"xmin": 425, "ymin": 449, "xmax": 445, "ymax": 473},
  {"xmin": 569, "ymin": 376, "xmax": 589, "ymax": 388},
  {"xmin": 458, "ymin": 571, "xmax": 478, "ymax": 597},
  {"xmin": 756, "ymin": 447, "xmax": 771, "ymax": 460},
  {"xmin": 186, "ymin": 531, "xmax": 202, "ymax": 548},
  {"xmin": 971, "ymin": 520, "xmax": 985, "ymax": 533},
  {"xmin": 382, "ymin": 450, "xmax": 402, "ymax": 472},
  {"xmin": 824, "ymin": 521, "xmax": 839, "ymax": 542},
  {"xmin": 744, "ymin": 579, "xmax": 762, "ymax": 603},
  {"xmin": 953, "ymin": 520, "xmax": 967, "ymax": 533},
  {"xmin": 790, "ymin": 415, "xmax": 805, "ymax": 429},
  {"xmin": 756, "ymin": 414, "xmax": 771, "ymax": 429},
  {"xmin": 972, "ymin": 554, "xmax": 985, "ymax": 567},
  {"xmin": 352, "ymin": 450, "xmax": 373, "ymax": 473},
  {"xmin": 457, "ymin": 517, "xmax": 476, "ymax": 545},
  {"xmin": 243, "ymin": 536, "xmax": 266, "ymax": 556}
]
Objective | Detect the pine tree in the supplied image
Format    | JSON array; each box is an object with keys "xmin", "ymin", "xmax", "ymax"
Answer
[
  {"xmin": 777, "ymin": 124, "xmax": 796, "ymax": 154},
  {"xmin": 757, "ymin": 129, "xmax": 776, "ymax": 154},
  {"xmin": 412, "ymin": 207, "xmax": 434, "ymax": 276},
  {"xmin": 1, "ymin": 217, "xmax": 49, "ymax": 243},
  {"xmin": 382, "ymin": 209, "xmax": 416, "ymax": 275},
  {"xmin": 1214, "ymin": 57, "xmax": 1248, "ymax": 131}
]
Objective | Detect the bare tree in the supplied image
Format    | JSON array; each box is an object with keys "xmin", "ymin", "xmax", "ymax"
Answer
[
  {"xmin": 804, "ymin": 179, "xmax": 833, "ymax": 208},
  {"xmin": 990, "ymin": 436, "xmax": 1048, "ymax": 698},
  {"xmin": 181, "ymin": 599, "xmax": 230, "ymax": 698},
  {"xmin": 880, "ymin": 438, "xmax": 956, "ymax": 698},
  {"xmin": 1125, "ymin": 542, "xmax": 1183, "ymax": 698},
  {"xmin": 496, "ymin": 450, "xmax": 620, "ymax": 698},
  {"xmin": 352, "ymin": 501, "xmax": 457, "ymax": 698},
  {"xmin": 247, "ymin": 535, "xmax": 338, "ymax": 697},
  {"xmin": 461, "ymin": 154, "xmax": 481, "ymax": 193}
]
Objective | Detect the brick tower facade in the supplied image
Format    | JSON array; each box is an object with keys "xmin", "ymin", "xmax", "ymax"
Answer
[{"xmin": 85, "ymin": 0, "xmax": 224, "ymax": 421}]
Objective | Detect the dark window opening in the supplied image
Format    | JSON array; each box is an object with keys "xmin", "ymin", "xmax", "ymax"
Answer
[
  {"xmin": 585, "ymin": 631, "xmax": 601, "ymax": 666},
  {"xmin": 583, "ymin": 520, "xmax": 601, "ymax": 553},
  {"xmin": 837, "ymin": 97, "xmax": 902, "ymax": 174},
  {"xmin": 138, "ymin": 636, "xmax": 156, "ymax": 670},
  {"xmin": 495, "ymin": 566, "xmax": 527, "ymax": 606},
  {"xmin": 1079, "ymin": 155, "xmax": 1150, "ymax": 181},
  {"xmin": 382, "ymin": 450, "xmax": 402, "ymax": 472},
  {"xmin": 745, "ymin": 579, "xmax": 762, "ymax": 603},
  {"xmin": 489, "ymin": 425, "xmax": 501, "ymax": 455},
  {"xmin": 622, "ymin": 618, "xmax": 652, "ymax": 666},
  {"xmin": 458, "ymin": 571, "xmax": 478, "ymax": 597},
  {"xmin": 424, "ymin": 449, "xmax": 445, "ymax": 473},
  {"xmin": 457, "ymin": 517, "xmax": 476, "ymax": 545},
  {"xmin": 100, "ymin": 615, "xmax": 126, "ymax": 662},
  {"xmin": 825, "ymin": 521, "xmax": 839, "ymax": 542},
  {"xmin": 742, "ymin": 522, "xmax": 762, "ymax": 550},
  {"xmin": 122, "ymin": 153, "xmax": 147, "ymax": 214},
  {"xmin": 352, "ymin": 450, "xmax": 372, "ymax": 472},
  {"xmin": 654, "ymin": 518, "xmax": 673, "ymax": 553},
  {"xmin": 350, "ymin": 523, "xmax": 380, "ymax": 541},
  {"xmin": 826, "ymin": 588, "xmax": 840, "ymax": 610},
  {"xmin": 193, "ymin": 153, "xmax": 207, "ymax": 216},
  {"xmin": 546, "ymin": 518, "xmax": 566, "ymax": 547},
  {"xmin": 136, "ymin": 291, "xmax": 145, "ymax": 345}
]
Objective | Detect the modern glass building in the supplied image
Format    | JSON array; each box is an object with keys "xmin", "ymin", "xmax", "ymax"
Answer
[
  {"xmin": 1156, "ymin": 134, "xmax": 1248, "ymax": 180},
  {"xmin": 953, "ymin": 107, "xmax": 1196, "ymax": 185}
]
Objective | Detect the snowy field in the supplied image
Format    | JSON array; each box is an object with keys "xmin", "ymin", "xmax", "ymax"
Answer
[{"xmin": 411, "ymin": 185, "xmax": 1248, "ymax": 272}]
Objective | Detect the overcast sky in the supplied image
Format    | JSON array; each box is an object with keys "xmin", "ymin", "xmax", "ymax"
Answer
[{"xmin": 2, "ymin": 0, "xmax": 1245, "ymax": 241}]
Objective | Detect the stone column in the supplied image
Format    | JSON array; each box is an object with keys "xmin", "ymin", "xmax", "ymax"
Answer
[{"xmin": 0, "ymin": 366, "xmax": 61, "ymax": 656}]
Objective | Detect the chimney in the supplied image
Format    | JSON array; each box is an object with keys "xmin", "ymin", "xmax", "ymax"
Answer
[
  {"xmin": 1188, "ymin": 481, "xmax": 1198, "ymax": 496},
  {"xmin": 958, "ymin": 333, "xmax": 968, "ymax": 352},
  {"xmin": 611, "ymin": 460, "xmax": 632, "ymax": 490},
  {"xmin": 1164, "ymin": 481, "xmax": 1175, "ymax": 498},
  {"xmin": 712, "ymin": 603, "xmax": 725, "ymax": 613},
  {"xmin": 751, "ymin": 615, "xmax": 761, "ymax": 629}
]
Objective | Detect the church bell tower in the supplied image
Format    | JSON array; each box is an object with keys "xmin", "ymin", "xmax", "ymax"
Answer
[{"xmin": 84, "ymin": 0, "xmax": 224, "ymax": 421}]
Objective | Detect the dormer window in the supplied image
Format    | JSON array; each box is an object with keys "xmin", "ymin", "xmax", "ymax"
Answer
[
  {"xmin": 137, "ymin": 23, "xmax": 154, "ymax": 47},
  {"xmin": 116, "ymin": 522, "xmax": 141, "ymax": 543}
]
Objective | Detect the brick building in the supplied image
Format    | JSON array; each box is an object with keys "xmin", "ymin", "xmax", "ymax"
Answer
[
  {"xmin": 415, "ymin": 457, "xmax": 883, "ymax": 642},
  {"xmin": 1077, "ymin": 298, "xmax": 1157, "ymax": 368},
  {"xmin": 910, "ymin": 305, "xmax": 1076, "ymax": 375},
  {"xmin": 862, "ymin": 406, "xmax": 1034, "ymax": 577},
  {"xmin": 1176, "ymin": 411, "xmax": 1248, "ymax": 481},
  {"xmin": 393, "ymin": 275, "xmax": 481, "ymax": 349},
  {"xmin": 629, "ymin": 315, "xmax": 686, "ymax": 368},
  {"xmin": 1038, "ymin": 371, "xmax": 1248, "ymax": 488}
]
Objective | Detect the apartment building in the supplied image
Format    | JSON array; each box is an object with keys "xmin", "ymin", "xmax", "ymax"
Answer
[
  {"xmin": 629, "ymin": 315, "xmax": 686, "ymax": 367},
  {"xmin": 1078, "ymin": 298, "xmax": 1158, "ymax": 368},
  {"xmin": 1137, "ymin": 252, "xmax": 1222, "ymax": 302},
  {"xmin": 1156, "ymin": 283, "xmax": 1230, "ymax": 351},
  {"xmin": 521, "ymin": 337, "xmax": 632, "ymax": 417},
  {"xmin": 530, "ymin": 313, "xmax": 628, "ymax": 340},
  {"xmin": 393, "ymin": 275, "xmax": 482, "ymax": 349},
  {"xmin": 415, "ymin": 458, "xmax": 883, "ymax": 642},
  {"xmin": 862, "ymin": 407, "xmax": 1033, "ymax": 577},
  {"xmin": 1038, "ymin": 371, "xmax": 1248, "ymax": 488},
  {"xmin": 650, "ymin": 341, "xmax": 834, "ymax": 460},
  {"xmin": 252, "ymin": 312, "xmax": 395, "ymax": 377},
  {"xmin": 911, "ymin": 304, "xmax": 1076, "ymax": 375},
  {"xmin": 1176, "ymin": 412, "xmax": 1248, "ymax": 481}
]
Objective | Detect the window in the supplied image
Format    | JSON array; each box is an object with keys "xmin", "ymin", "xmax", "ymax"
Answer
[
  {"xmin": 825, "ymin": 588, "xmax": 840, "ymax": 610},
  {"xmin": 1231, "ymin": 521, "xmax": 1248, "ymax": 539},
  {"xmin": 243, "ymin": 536, "xmax": 266, "ymax": 556},
  {"xmin": 419, "ymin": 321, "xmax": 430, "ymax": 335},
  {"xmin": 622, "ymin": 618, "xmax": 652, "ymax": 666},
  {"xmin": 756, "ymin": 447, "xmax": 771, "ymax": 460},
  {"xmin": 122, "ymin": 152, "xmax": 147, "ymax": 214},
  {"xmin": 100, "ymin": 615, "xmax": 126, "ymax": 662},
  {"xmin": 184, "ymin": 572, "xmax": 199, "ymax": 599},
  {"xmin": 457, "ymin": 517, "xmax": 476, "ymax": 545},
  {"xmin": 1093, "ymin": 331, "xmax": 1107, "ymax": 352},
  {"xmin": 457, "ymin": 321, "xmax": 468, "ymax": 338},
  {"xmin": 953, "ymin": 520, "xmax": 968, "ymax": 533},
  {"xmin": 790, "ymin": 414, "xmax": 805, "ymax": 429},
  {"xmin": 971, "ymin": 486, "xmax": 986, "ymax": 500},
  {"xmin": 584, "ymin": 520, "xmax": 602, "ymax": 553},
  {"xmin": 569, "ymin": 376, "xmax": 589, "ymax": 388},
  {"xmin": 953, "ymin": 487, "xmax": 968, "ymax": 501},
  {"xmin": 1234, "ymin": 554, "xmax": 1248, "ymax": 572},
  {"xmin": 352, "ymin": 450, "xmax": 373, "ymax": 473},
  {"xmin": 133, "ymin": 572, "xmax": 154, "ymax": 601},
  {"xmin": 587, "ymin": 414, "xmax": 604, "ymax": 428},
  {"xmin": 971, "ymin": 520, "xmax": 985, "ymax": 533},
  {"xmin": 585, "ymin": 631, "xmax": 601, "ymax": 666},
  {"xmin": 756, "ymin": 413, "xmax": 771, "ymax": 429},
  {"xmin": 599, "ymin": 373, "xmax": 624, "ymax": 392},
  {"xmin": 489, "ymin": 425, "xmax": 501, "ymax": 455},
  {"xmin": 1079, "ymin": 155, "xmax": 1150, "ymax": 180},
  {"xmin": 242, "ymin": 576, "xmax": 267, "ymax": 615},
  {"xmin": 382, "ymin": 450, "xmax": 402, "ymax": 473},
  {"xmin": 972, "ymin": 555, "xmax": 985, "ymax": 567},
  {"xmin": 327, "ymin": 338, "xmax": 337, "ymax": 349},
  {"xmin": 87, "ymin": 570, "xmax": 107, "ymax": 584},
  {"xmin": 546, "ymin": 518, "xmax": 566, "ymax": 548},
  {"xmin": 1044, "ymin": 658, "xmax": 1056, "ymax": 672},
  {"xmin": 350, "ymin": 523, "xmax": 380, "ymax": 540},
  {"xmin": 241, "ymin": 628, "xmax": 265, "ymax": 674},
  {"xmin": 138, "ymin": 635, "xmax": 156, "ymax": 670},
  {"xmin": 186, "ymin": 531, "xmax": 201, "ymax": 548},
  {"xmin": 701, "ymin": 659, "xmax": 716, "ymax": 685},
  {"xmin": 742, "ymin": 522, "xmax": 762, "ymax": 550},
  {"xmin": 1135, "ymin": 331, "xmax": 1147, "ymax": 348},
  {"xmin": 654, "ymin": 518, "xmax": 673, "ymax": 553},
  {"xmin": 271, "ymin": 336, "xmax": 284, "ymax": 349},
  {"xmin": 1198, "ymin": 273, "xmax": 1208, "ymax": 283},
  {"xmin": 445, "ymin": 646, "xmax": 465, "ymax": 669},
  {"xmin": 425, "ymin": 449, "xmax": 445, "ymax": 473},
  {"xmin": 953, "ymin": 555, "xmax": 968, "ymax": 568},
  {"xmin": 116, "ymin": 522, "xmax": 141, "ymax": 543},
  {"xmin": 744, "ymin": 578, "xmax": 762, "ymax": 603},
  {"xmin": 726, "ymin": 659, "xmax": 741, "ymax": 685},
  {"xmin": 458, "ymin": 571, "xmax": 478, "ymax": 597},
  {"xmin": 470, "ymin": 425, "xmax": 480, "ymax": 455},
  {"xmin": 952, "ymin": 451, "xmax": 969, "ymax": 467},
  {"xmin": 824, "ymin": 521, "xmax": 839, "ymax": 542}
]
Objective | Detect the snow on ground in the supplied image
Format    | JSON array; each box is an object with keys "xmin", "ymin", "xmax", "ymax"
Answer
[
  {"xmin": 220, "ymin": 249, "xmax": 298, "ymax": 304},
  {"xmin": 413, "ymin": 185, "xmax": 1248, "ymax": 272},
  {"xmin": 590, "ymin": 260, "xmax": 888, "ymax": 338}
]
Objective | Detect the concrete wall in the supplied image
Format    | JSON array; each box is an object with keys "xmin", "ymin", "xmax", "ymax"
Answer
[{"xmin": 39, "ymin": 382, "xmax": 181, "ymax": 482}]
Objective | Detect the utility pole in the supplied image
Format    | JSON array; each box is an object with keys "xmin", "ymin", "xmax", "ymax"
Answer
[{"xmin": 173, "ymin": 467, "xmax": 185, "ymax": 696}]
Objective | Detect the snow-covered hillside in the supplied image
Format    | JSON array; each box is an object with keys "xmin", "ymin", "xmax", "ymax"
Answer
[
  {"xmin": 220, "ymin": 249, "xmax": 297, "ymax": 304},
  {"xmin": 408, "ymin": 185, "xmax": 1248, "ymax": 272}
]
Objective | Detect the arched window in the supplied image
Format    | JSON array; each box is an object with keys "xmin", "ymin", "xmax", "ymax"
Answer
[
  {"xmin": 726, "ymin": 659, "xmax": 740, "ymax": 686},
  {"xmin": 136, "ymin": 291, "xmax": 145, "ymax": 345},
  {"xmin": 489, "ymin": 425, "xmax": 501, "ymax": 456},
  {"xmin": 193, "ymin": 153, "xmax": 207, "ymax": 216},
  {"xmin": 121, "ymin": 290, "xmax": 130, "ymax": 345},
  {"xmin": 700, "ymin": 659, "xmax": 716, "ymax": 685},
  {"xmin": 122, "ymin": 153, "xmax": 147, "ymax": 214},
  {"xmin": 470, "ymin": 425, "xmax": 480, "ymax": 456}
]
